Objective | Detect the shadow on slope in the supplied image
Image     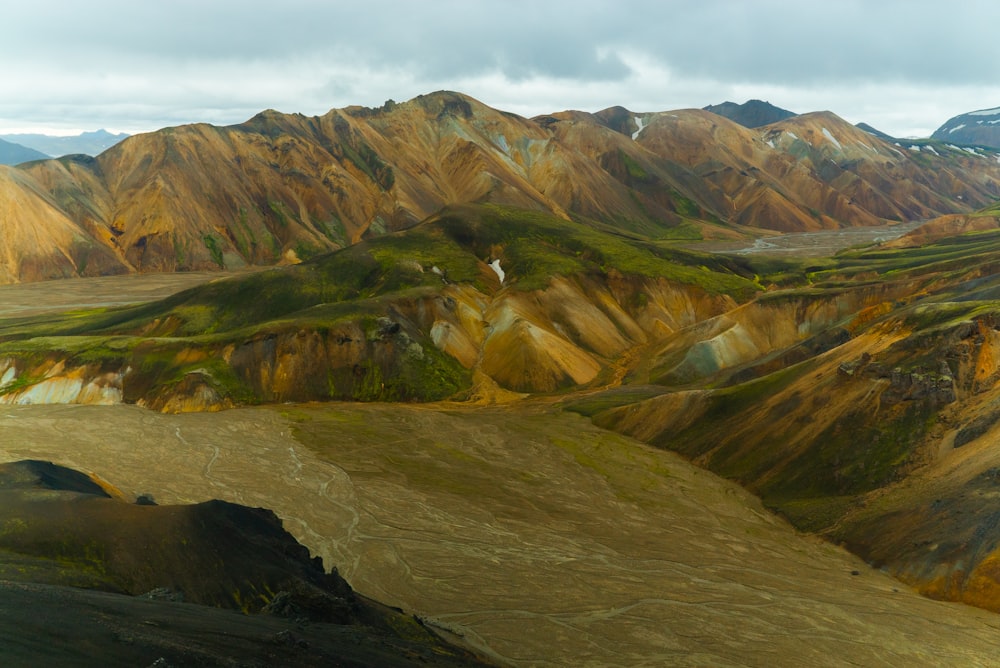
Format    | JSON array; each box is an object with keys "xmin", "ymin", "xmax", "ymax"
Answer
[{"xmin": 0, "ymin": 459, "xmax": 489, "ymax": 667}]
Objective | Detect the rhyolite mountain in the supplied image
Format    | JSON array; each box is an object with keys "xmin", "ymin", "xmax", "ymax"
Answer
[
  {"xmin": 932, "ymin": 105, "xmax": 1000, "ymax": 147},
  {"xmin": 0, "ymin": 128, "xmax": 129, "ymax": 158},
  {"xmin": 2, "ymin": 91, "xmax": 1000, "ymax": 283},
  {"xmin": 702, "ymin": 99, "xmax": 797, "ymax": 128},
  {"xmin": 0, "ymin": 137, "xmax": 48, "ymax": 165}
]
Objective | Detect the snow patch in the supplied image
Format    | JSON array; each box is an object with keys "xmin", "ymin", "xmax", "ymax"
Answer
[
  {"xmin": 632, "ymin": 116, "xmax": 648, "ymax": 140},
  {"xmin": 925, "ymin": 145, "xmax": 940, "ymax": 155},
  {"xmin": 821, "ymin": 128, "xmax": 842, "ymax": 150},
  {"xmin": 908, "ymin": 145, "xmax": 921, "ymax": 152},
  {"xmin": 489, "ymin": 259, "xmax": 505, "ymax": 284},
  {"xmin": 968, "ymin": 107, "xmax": 1000, "ymax": 116},
  {"xmin": 785, "ymin": 131, "xmax": 799, "ymax": 140},
  {"xmin": 948, "ymin": 124, "xmax": 967, "ymax": 133},
  {"xmin": 766, "ymin": 139, "xmax": 775, "ymax": 148}
]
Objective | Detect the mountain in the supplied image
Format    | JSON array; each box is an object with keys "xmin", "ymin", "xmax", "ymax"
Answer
[
  {"xmin": 702, "ymin": 99, "xmax": 797, "ymax": 128},
  {"xmin": 0, "ymin": 129, "xmax": 129, "ymax": 157},
  {"xmin": 1, "ymin": 91, "xmax": 1000, "ymax": 284},
  {"xmin": 932, "ymin": 106, "xmax": 1000, "ymax": 147},
  {"xmin": 0, "ymin": 137, "xmax": 47, "ymax": 165},
  {"xmin": 855, "ymin": 121, "xmax": 895, "ymax": 141}
]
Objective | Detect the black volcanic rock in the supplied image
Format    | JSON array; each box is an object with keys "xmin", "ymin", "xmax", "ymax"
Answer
[
  {"xmin": 0, "ymin": 460, "xmax": 489, "ymax": 666},
  {"xmin": 703, "ymin": 99, "xmax": 797, "ymax": 128},
  {"xmin": 932, "ymin": 106, "xmax": 1000, "ymax": 147}
]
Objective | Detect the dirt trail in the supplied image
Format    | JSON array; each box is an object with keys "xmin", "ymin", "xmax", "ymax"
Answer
[{"xmin": 5, "ymin": 402, "xmax": 1000, "ymax": 666}]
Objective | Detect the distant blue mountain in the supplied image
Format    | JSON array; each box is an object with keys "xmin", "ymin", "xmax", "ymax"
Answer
[
  {"xmin": 0, "ymin": 138, "xmax": 48, "ymax": 165},
  {"xmin": 0, "ymin": 129, "xmax": 129, "ymax": 158}
]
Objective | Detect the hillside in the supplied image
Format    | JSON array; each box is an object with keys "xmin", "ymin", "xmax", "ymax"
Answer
[
  {"xmin": 0, "ymin": 204, "xmax": 758, "ymax": 407},
  {"xmin": 1, "ymin": 91, "xmax": 1000, "ymax": 282},
  {"xmin": 0, "ymin": 459, "xmax": 487, "ymax": 666},
  {"xmin": 8, "ymin": 402, "xmax": 1000, "ymax": 666}
]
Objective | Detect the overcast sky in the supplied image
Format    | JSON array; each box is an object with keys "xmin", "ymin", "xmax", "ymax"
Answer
[{"xmin": 2, "ymin": 0, "xmax": 999, "ymax": 138}]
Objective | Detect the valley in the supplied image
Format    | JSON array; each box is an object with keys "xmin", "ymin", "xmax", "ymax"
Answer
[
  {"xmin": 7, "ymin": 401, "xmax": 1000, "ymax": 666},
  {"xmin": 687, "ymin": 219, "xmax": 929, "ymax": 257},
  {"xmin": 6, "ymin": 91, "xmax": 1000, "ymax": 665}
]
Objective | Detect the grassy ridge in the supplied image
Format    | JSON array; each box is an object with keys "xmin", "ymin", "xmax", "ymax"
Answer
[
  {"xmin": 0, "ymin": 204, "xmax": 763, "ymax": 344},
  {"xmin": 0, "ymin": 204, "xmax": 763, "ymax": 405}
]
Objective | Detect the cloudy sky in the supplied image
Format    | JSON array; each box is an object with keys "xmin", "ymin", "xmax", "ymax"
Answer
[{"xmin": 2, "ymin": 0, "xmax": 999, "ymax": 138}]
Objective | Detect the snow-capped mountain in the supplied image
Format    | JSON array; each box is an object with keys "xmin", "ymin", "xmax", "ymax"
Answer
[{"xmin": 931, "ymin": 106, "xmax": 1000, "ymax": 147}]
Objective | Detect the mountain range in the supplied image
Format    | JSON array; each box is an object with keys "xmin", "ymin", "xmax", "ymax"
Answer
[
  {"xmin": 1, "ymin": 91, "xmax": 999, "ymax": 284},
  {"xmin": 0, "ymin": 137, "xmax": 48, "ymax": 165},
  {"xmin": 8, "ymin": 91, "xmax": 1000, "ymax": 663},
  {"xmin": 0, "ymin": 129, "xmax": 129, "ymax": 161}
]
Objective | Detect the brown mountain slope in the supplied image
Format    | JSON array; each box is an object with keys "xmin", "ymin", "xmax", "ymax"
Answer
[
  {"xmin": 0, "ymin": 166, "xmax": 125, "ymax": 282},
  {"xmin": 4, "ymin": 92, "xmax": 1000, "ymax": 283}
]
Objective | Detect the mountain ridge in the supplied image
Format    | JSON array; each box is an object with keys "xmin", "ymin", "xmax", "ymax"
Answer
[
  {"xmin": 0, "ymin": 128, "xmax": 129, "ymax": 158},
  {"xmin": 1, "ymin": 90, "xmax": 999, "ymax": 283},
  {"xmin": 0, "ymin": 138, "xmax": 48, "ymax": 166},
  {"xmin": 702, "ymin": 99, "xmax": 797, "ymax": 128}
]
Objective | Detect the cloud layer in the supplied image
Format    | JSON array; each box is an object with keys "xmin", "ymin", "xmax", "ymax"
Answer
[{"xmin": 2, "ymin": 1, "xmax": 999, "ymax": 136}]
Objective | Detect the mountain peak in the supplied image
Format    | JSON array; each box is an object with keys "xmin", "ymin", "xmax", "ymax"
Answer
[
  {"xmin": 703, "ymin": 99, "xmax": 797, "ymax": 128},
  {"xmin": 931, "ymin": 105, "xmax": 1000, "ymax": 148}
]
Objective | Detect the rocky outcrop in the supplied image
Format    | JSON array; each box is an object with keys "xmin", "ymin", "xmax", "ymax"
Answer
[
  {"xmin": 0, "ymin": 358, "xmax": 125, "ymax": 405},
  {"xmin": 0, "ymin": 460, "xmax": 488, "ymax": 666}
]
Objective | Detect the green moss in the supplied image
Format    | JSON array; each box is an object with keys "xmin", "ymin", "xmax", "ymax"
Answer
[
  {"xmin": 0, "ymin": 372, "xmax": 44, "ymax": 395},
  {"xmin": 202, "ymin": 234, "xmax": 225, "ymax": 268},
  {"xmin": 619, "ymin": 149, "xmax": 651, "ymax": 182},
  {"xmin": 267, "ymin": 200, "xmax": 290, "ymax": 228}
]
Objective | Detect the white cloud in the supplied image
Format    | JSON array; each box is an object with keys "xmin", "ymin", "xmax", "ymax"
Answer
[{"xmin": 2, "ymin": 1, "xmax": 1000, "ymax": 137}]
